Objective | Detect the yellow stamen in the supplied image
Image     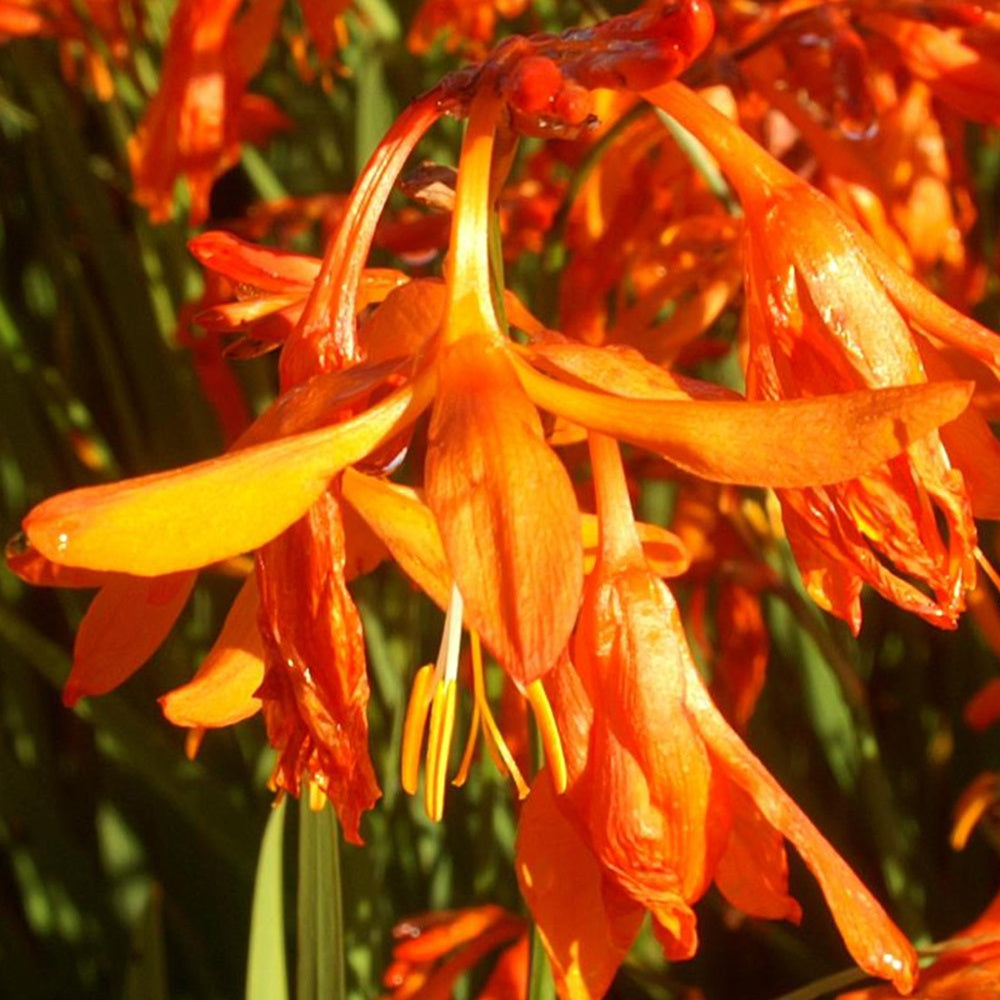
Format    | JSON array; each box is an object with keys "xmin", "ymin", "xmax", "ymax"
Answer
[
  {"xmin": 401, "ymin": 663, "xmax": 437, "ymax": 796},
  {"xmin": 452, "ymin": 675, "xmax": 481, "ymax": 789},
  {"xmin": 425, "ymin": 680, "xmax": 458, "ymax": 822},
  {"xmin": 402, "ymin": 584, "xmax": 466, "ymax": 820},
  {"xmin": 525, "ymin": 680, "xmax": 568, "ymax": 794},
  {"xmin": 469, "ymin": 632, "xmax": 530, "ymax": 798},
  {"xmin": 307, "ymin": 780, "xmax": 327, "ymax": 813}
]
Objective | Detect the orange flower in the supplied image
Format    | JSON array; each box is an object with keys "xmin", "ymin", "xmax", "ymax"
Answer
[
  {"xmin": 647, "ymin": 81, "xmax": 1000, "ymax": 631},
  {"xmin": 7, "ymin": 3, "xmax": 976, "ymax": 835},
  {"xmin": 381, "ymin": 906, "xmax": 527, "ymax": 1000},
  {"xmin": 860, "ymin": 6, "xmax": 1000, "ymax": 126},
  {"xmin": 517, "ymin": 434, "xmax": 918, "ymax": 998},
  {"xmin": 128, "ymin": 0, "xmax": 290, "ymax": 224}
]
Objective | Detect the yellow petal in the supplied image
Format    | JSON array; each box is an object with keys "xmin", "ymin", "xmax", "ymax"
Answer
[
  {"xmin": 341, "ymin": 469, "xmax": 452, "ymax": 611},
  {"xmin": 24, "ymin": 375, "xmax": 433, "ymax": 575},
  {"xmin": 159, "ymin": 575, "xmax": 264, "ymax": 728}
]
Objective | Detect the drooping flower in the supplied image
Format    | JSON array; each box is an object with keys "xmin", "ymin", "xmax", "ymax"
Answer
[
  {"xmin": 646, "ymin": 80, "xmax": 1000, "ymax": 632},
  {"xmin": 517, "ymin": 433, "xmax": 918, "ymax": 998}
]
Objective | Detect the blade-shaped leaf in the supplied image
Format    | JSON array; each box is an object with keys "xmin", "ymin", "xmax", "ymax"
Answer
[
  {"xmin": 246, "ymin": 799, "xmax": 289, "ymax": 1000},
  {"xmin": 297, "ymin": 799, "xmax": 344, "ymax": 1000}
]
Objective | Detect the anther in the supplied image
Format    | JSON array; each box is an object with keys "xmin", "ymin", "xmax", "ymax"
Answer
[{"xmin": 525, "ymin": 679, "xmax": 567, "ymax": 794}]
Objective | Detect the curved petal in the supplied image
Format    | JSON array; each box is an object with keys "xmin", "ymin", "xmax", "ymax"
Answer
[
  {"xmin": 341, "ymin": 469, "xmax": 451, "ymax": 612},
  {"xmin": 359, "ymin": 279, "xmax": 445, "ymax": 365},
  {"xmin": 426, "ymin": 338, "xmax": 583, "ymax": 685},
  {"xmin": 528, "ymin": 341, "xmax": 739, "ymax": 402},
  {"xmin": 23, "ymin": 375, "xmax": 432, "ymax": 575},
  {"xmin": 515, "ymin": 773, "xmax": 642, "ymax": 1000},
  {"xmin": 681, "ymin": 650, "xmax": 918, "ymax": 992},
  {"xmin": 64, "ymin": 570, "xmax": 198, "ymax": 706},
  {"xmin": 188, "ymin": 231, "xmax": 319, "ymax": 291},
  {"xmin": 580, "ymin": 513, "xmax": 690, "ymax": 578},
  {"xmin": 159, "ymin": 574, "xmax": 264, "ymax": 727},
  {"xmin": 516, "ymin": 355, "xmax": 972, "ymax": 489},
  {"xmin": 6, "ymin": 537, "xmax": 109, "ymax": 589},
  {"xmin": 714, "ymin": 783, "xmax": 802, "ymax": 923}
]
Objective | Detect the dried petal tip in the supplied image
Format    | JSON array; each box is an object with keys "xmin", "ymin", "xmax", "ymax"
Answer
[{"xmin": 5, "ymin": 530, "xmax": 28, "ymax": 560}]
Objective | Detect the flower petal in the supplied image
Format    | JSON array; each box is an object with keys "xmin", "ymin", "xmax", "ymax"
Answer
[
  {"xmin": 23, "ymin": 376, "xmax": 432, "ymax": 575},
  {"xmin": 6, "ymin": 536, "xmax": 109, "ymax": 588},
  {"xmin": 580, "ymin": 513, "xmax": 690, "ymax": 578},
  {"xmin": 714, "ymin": 783, "xmax": 802, "ymax": 923},
  {"xmin": 528, "ymin": 341, "xmax": 738, "ymax": 402},
  {"xmin": 188, "ymin": 231, "xmax": 319, "ymax": 291},
  {"xmin": 426, "ymin": 338, "xmax": 583, "ymax": 685},
  {"xmin": 341, "ymin": 469, "xmax": 452, "ymax": 612},
  {"xmin": 64, "ymin": 571, "xmax": 198, "ymax": 706},
  {"xmin": 159, "ymin": 574, "xmax": 264, "ymax": 727},
  {"xmin": 516, "ymin": 773, "xmax": 642, "ymax": 1000},
  {"xmin": 256, "ymin": 490, "xmax": 381, "ymax": 844},
  {"xmin": 359, "ymin": 279, "xmax": 446, "ymax": 364},
  {"xmin": 516, "ymin": 355, "xmax": 972, "ymax": 489},
  {"xmin": 682, "ymin": 652, "xmax": 918, "ymax": 992},
  {"xmin": 870, "ymin": 228, "xmax": 1000, "ymax": 380}
]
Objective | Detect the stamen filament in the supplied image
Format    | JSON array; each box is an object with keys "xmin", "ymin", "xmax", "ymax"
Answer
[
  {"xmin": 469, "ymin": 631, "xmax": 530, "ymax": 799},
  {"xmin": 975, "ymin": 546, "xmax": 1000, "ymax": 595},
  {"xmin": 452, "ymin": 692, "xmax": 482, "ymax": 788}
]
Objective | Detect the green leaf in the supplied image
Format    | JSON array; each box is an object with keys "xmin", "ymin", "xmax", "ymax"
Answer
[
  {"xmin": 122, "ymin": 886, "xmax": 167, "ymax": 1000},
  {"xmin": 296, "ymin": 798, "xmax": 345, "ymax": 1000},
  {"xmin": 247, "ymin": 799, "xmax": 289, "ymax": 1000}
]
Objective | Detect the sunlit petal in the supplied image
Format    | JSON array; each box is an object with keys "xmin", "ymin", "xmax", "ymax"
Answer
[
  {"xmin": 517, "ymin": 355, "xmax": 971, "ymax": 488},
  {"xmin": 159, "ymin": 575, "xmax": 264, "ymax": 727},
  {"xmin": 426, "ymin": 338, "xmax": 583, "ymax": 685},
  {"xmin": 23, "ymin": 375, "xmax": 432, "ymax": 575},
  {"xmin": 516, "ymin": 773, "xmax": 642, "ymax": 1000},
  {"xmin": 64, "ymin": 570, "xmax": 198, "ymax": 706}
]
